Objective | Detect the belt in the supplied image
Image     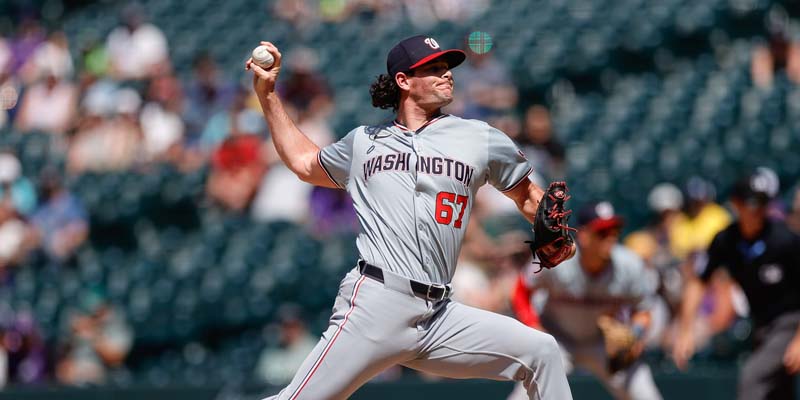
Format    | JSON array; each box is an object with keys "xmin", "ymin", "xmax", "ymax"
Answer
[{"xmin": 358, "ymin": 260, "xmax": 452, "ymax": 302}]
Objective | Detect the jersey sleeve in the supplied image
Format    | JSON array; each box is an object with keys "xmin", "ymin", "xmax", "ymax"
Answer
[
  {"xmin": 697, "ymin": 232, "xmax": 725, "ymax": 283},
  {"xmin": 318, "ymin": 128, "xmax": 358, "ymax": 189},
  {"xmin": 617, "ymin": 248, "xmax": 658, "ymax": 312},
  {"xmin": 633, "ymin": 265, "xmax": 659, "ymax": 312},
  {"xmin": 486, "ymin": 127, "xmax": 533, "ymax": 192}
]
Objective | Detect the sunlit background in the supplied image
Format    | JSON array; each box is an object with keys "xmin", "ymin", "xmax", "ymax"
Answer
[{"xmin": 0, "ymin": 0, "xmax": 799, "ymax": 399}]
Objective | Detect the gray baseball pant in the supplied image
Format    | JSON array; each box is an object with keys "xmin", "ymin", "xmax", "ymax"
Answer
[
  {"xmin": 263, "ymin": 266, "xmax": 572, "ymax": 400},
  {"xmin": 508, "ymin": 342, "xmax": 661, "ymax": 400},
  {"xmin": 738, "ymin": 311, "xmax": 800, "ymax": 400}
]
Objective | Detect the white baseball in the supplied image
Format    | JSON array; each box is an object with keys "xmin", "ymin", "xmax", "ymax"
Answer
[{"xmin": 252, "ymin": 45, "xmax": 275, "ymax": 69}]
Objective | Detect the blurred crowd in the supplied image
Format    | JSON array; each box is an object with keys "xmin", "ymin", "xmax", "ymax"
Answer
[
  {"xmin": 0, "ymin": 0, "xmax": 799, "ymax": 392},
  {"xmin": 0, "ymin": 3, "xmax": 356, "ymax": 387}
]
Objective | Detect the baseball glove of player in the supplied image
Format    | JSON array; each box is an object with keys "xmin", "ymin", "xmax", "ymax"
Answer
[
  {"xmin": 597, "ymin": 315, "xmax": 641, "ymax": 373},
  {"xmin": 526, "ymin": 181, "xmax": 576, "ymax": 273}
]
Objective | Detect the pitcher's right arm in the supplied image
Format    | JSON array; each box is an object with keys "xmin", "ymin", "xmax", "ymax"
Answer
[{"xmin": 246, "ymin": 41, "xmax": 339, "ymax": 188}]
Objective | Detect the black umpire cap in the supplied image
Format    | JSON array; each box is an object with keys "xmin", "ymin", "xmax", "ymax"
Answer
[
  {"xmin": 730, "ymin": 167, "xmax": 779, "ymax": 206},
  {"xmin": 386, "ymin": 35, "xmax": 466, "ymax": 77}
]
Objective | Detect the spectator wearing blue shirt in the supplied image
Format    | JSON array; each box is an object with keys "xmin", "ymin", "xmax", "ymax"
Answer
[{"xmin": 31, "ymin": 168, "xmax": 88, "ymax": 264}]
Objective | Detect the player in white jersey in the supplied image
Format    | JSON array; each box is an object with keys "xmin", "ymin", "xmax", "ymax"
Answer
[
  {"xmin": 510, "ymin": 201, "xmax": 662, "ymax": 400},
  {"xmin": 246, "ymin": 35, "xmax": 574, "ymax": 400}
]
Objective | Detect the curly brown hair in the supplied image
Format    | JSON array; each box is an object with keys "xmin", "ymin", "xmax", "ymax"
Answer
[{"xmin": 369, "ymin": 74, "xmax": 401, "ymax": 111}]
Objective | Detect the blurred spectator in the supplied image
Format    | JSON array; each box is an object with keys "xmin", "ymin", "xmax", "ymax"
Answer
[
  {"xmin": 250, "ymin": 163, "xmax": 312, "ymax": 223},
  {"xmin": 453, "ymin": 226, "xmax": 523, "ymax": 314},
  {"xmin": 669, "ymin": 176, "xmax": 731, "ymax": 260},
  {"xmin": 200, "ymin": 86, "xmax": 265, "ymax": 152},
  {"xmin": 206, "ymin": 134, "xmax": 266, "ymax": 212},
  {"xmin": 252, "ymin": 101, "xmax": 328, "ymax": 223},
  {"xmin": 272, "ymin": 0, "xmax": 318, "ymax": 32},
  {"xmin": 451, "ymin": 257, "xmax": 495, "ymax": 310},
  {"xmin": 68, "ymin": 88, "xmax": 143, "ymax": 173},
  {"xmin": 14, "ymin": 72, "xmax": 77, "ymax": 135},
  {"xmin": 279, "ymin": 47, "xmax": 332, "ymax": 118},
  {"xmin": 140, "ymin": 73, "xmax": 185, "ymax": 162},
  {"xmin": 449, "ymin": 47, "xmax": 517, "ymax": 119},
  {"xmin": 56, "ymin": 290, "xmax": 133, "ymax": 385},
  {"xmin": 106, "ymin": 3, "xmax": 169, "ymax": 80},
  {"xmin": 0, "ymin": 152, "xmax": 36, "ymax": 216},
  {"xmin": 0, "ymin": 196, "xmax": 33, "ymax": 276},
  {"xmin": 788, "ymin": 185, "xmax": 800, "ymax": 234},
  {"xmin": 0, "ymin": 68, "xmax": 20, "ymax": 130},
  {"xmin": 306, "ymin": 187, "xmax": 358, "ymax": 237},
  {"xmin": 625, "ymin": 183, "xmax": 684, "ymax": 290},
  {"xmin": 752, "ymin": 6, "xmax": 800, "ymax": 88},
  {"xmin": 404, "ymin": 0, "xmax": 489, "ymax": 29},
  {"xmin": 30, "ymin": 168, "xmax": 88, "ymax": 265},
  {"xmin": 255, "ymin": 307, "xmax": 316, "ymax": 386},
  {"xmin": 0, "ymin": 35, "xmax": 13, "ymax": 77},
  {"xmin": 0, "ymin": 310, "xmax": 48, "ymax": 385},
  {"xmin": 519, "ymin": 105, "xmax": 566, "ymax": 180},
  {"xmin": 77, "ymin": 35, "xmax": 109, "ymax": 80},
  {"xmin": 9, "ymin": 18, "xmax": 45, "ymax": 74},
  {"xmin": 184, "ymin": 52, "xmax": 236, "ymax": 139},
  {"xmin": 19, "ymin": 30, "xmax": 73, "ymax": 84}
]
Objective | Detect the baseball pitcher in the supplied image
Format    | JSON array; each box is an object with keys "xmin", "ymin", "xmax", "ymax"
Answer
[{"xmin": 246, "ymin": 35, "xmax": 575, "ymax": 400}]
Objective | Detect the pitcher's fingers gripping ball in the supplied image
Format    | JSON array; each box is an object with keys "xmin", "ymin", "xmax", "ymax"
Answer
[
  {"xmin": 527, "ymin": 181, "xmax": 577, "ymax": 272},
  {"xmin": 252, "ymin": 45, "xmax": 275, "ymax": 69}
]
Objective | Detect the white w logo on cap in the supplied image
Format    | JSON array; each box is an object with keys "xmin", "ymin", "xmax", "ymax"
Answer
[{"xmin": 424, "ymin": 38, "xmax": 440, "ymax": 49}]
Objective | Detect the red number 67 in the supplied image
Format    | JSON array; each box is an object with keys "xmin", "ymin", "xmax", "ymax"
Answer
[{"xmin": 435, "ymin": 191, "xmax": 468, "ymax": 229}]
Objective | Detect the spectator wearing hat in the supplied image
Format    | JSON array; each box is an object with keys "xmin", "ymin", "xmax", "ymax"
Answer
[
  {"xmin": 510, "ymin": 201, "xmax": 662, "ymax": 400},
  {"xmin": 674, "ymin": 171, "xmax": 800, "ymax": 400}
]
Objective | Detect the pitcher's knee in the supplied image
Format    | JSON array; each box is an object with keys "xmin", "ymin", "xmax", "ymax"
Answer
[{"xmin": 524, "ymin": 330, "xmax": 561, "ymax": 366}]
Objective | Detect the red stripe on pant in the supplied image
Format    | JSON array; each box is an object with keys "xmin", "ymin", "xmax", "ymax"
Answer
[{"xmin": 289, "ymin": 275, "xmax": 366, "ymax": 400}]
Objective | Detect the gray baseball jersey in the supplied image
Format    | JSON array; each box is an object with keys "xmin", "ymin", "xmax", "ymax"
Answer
[
  {"xmin": 509, "ymin": 245, "xmax": 662, "ymax": 400},
  {"xmin": 523, "ymin": 245, "xmax": 658, "ymax": 346},
  {"xmin": 263, "ymin": 114, "xmax": 574, "ymax": 400},
  {"xmin": 319, "ymin": 114, "xmax": 531, "ymax": 284}
]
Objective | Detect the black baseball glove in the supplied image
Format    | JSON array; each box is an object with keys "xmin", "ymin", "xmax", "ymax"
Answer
[{"xmin": 526, "ymin": 181, "xmax": 576, "ymax": 273}]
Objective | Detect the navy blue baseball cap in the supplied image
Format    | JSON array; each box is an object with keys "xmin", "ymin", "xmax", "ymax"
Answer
[
  {"xmin": 577, "ymin": 201, "xmax": 624, "ymax": 232},
  {"xmin": 387, "ymin": 35, "xmax": 466, "ymax": 77}
]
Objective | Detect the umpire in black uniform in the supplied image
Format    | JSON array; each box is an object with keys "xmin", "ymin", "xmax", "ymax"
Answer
[{"xmin": 673, "ymin": 170, "xmax": 800, "ymax": 399}]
